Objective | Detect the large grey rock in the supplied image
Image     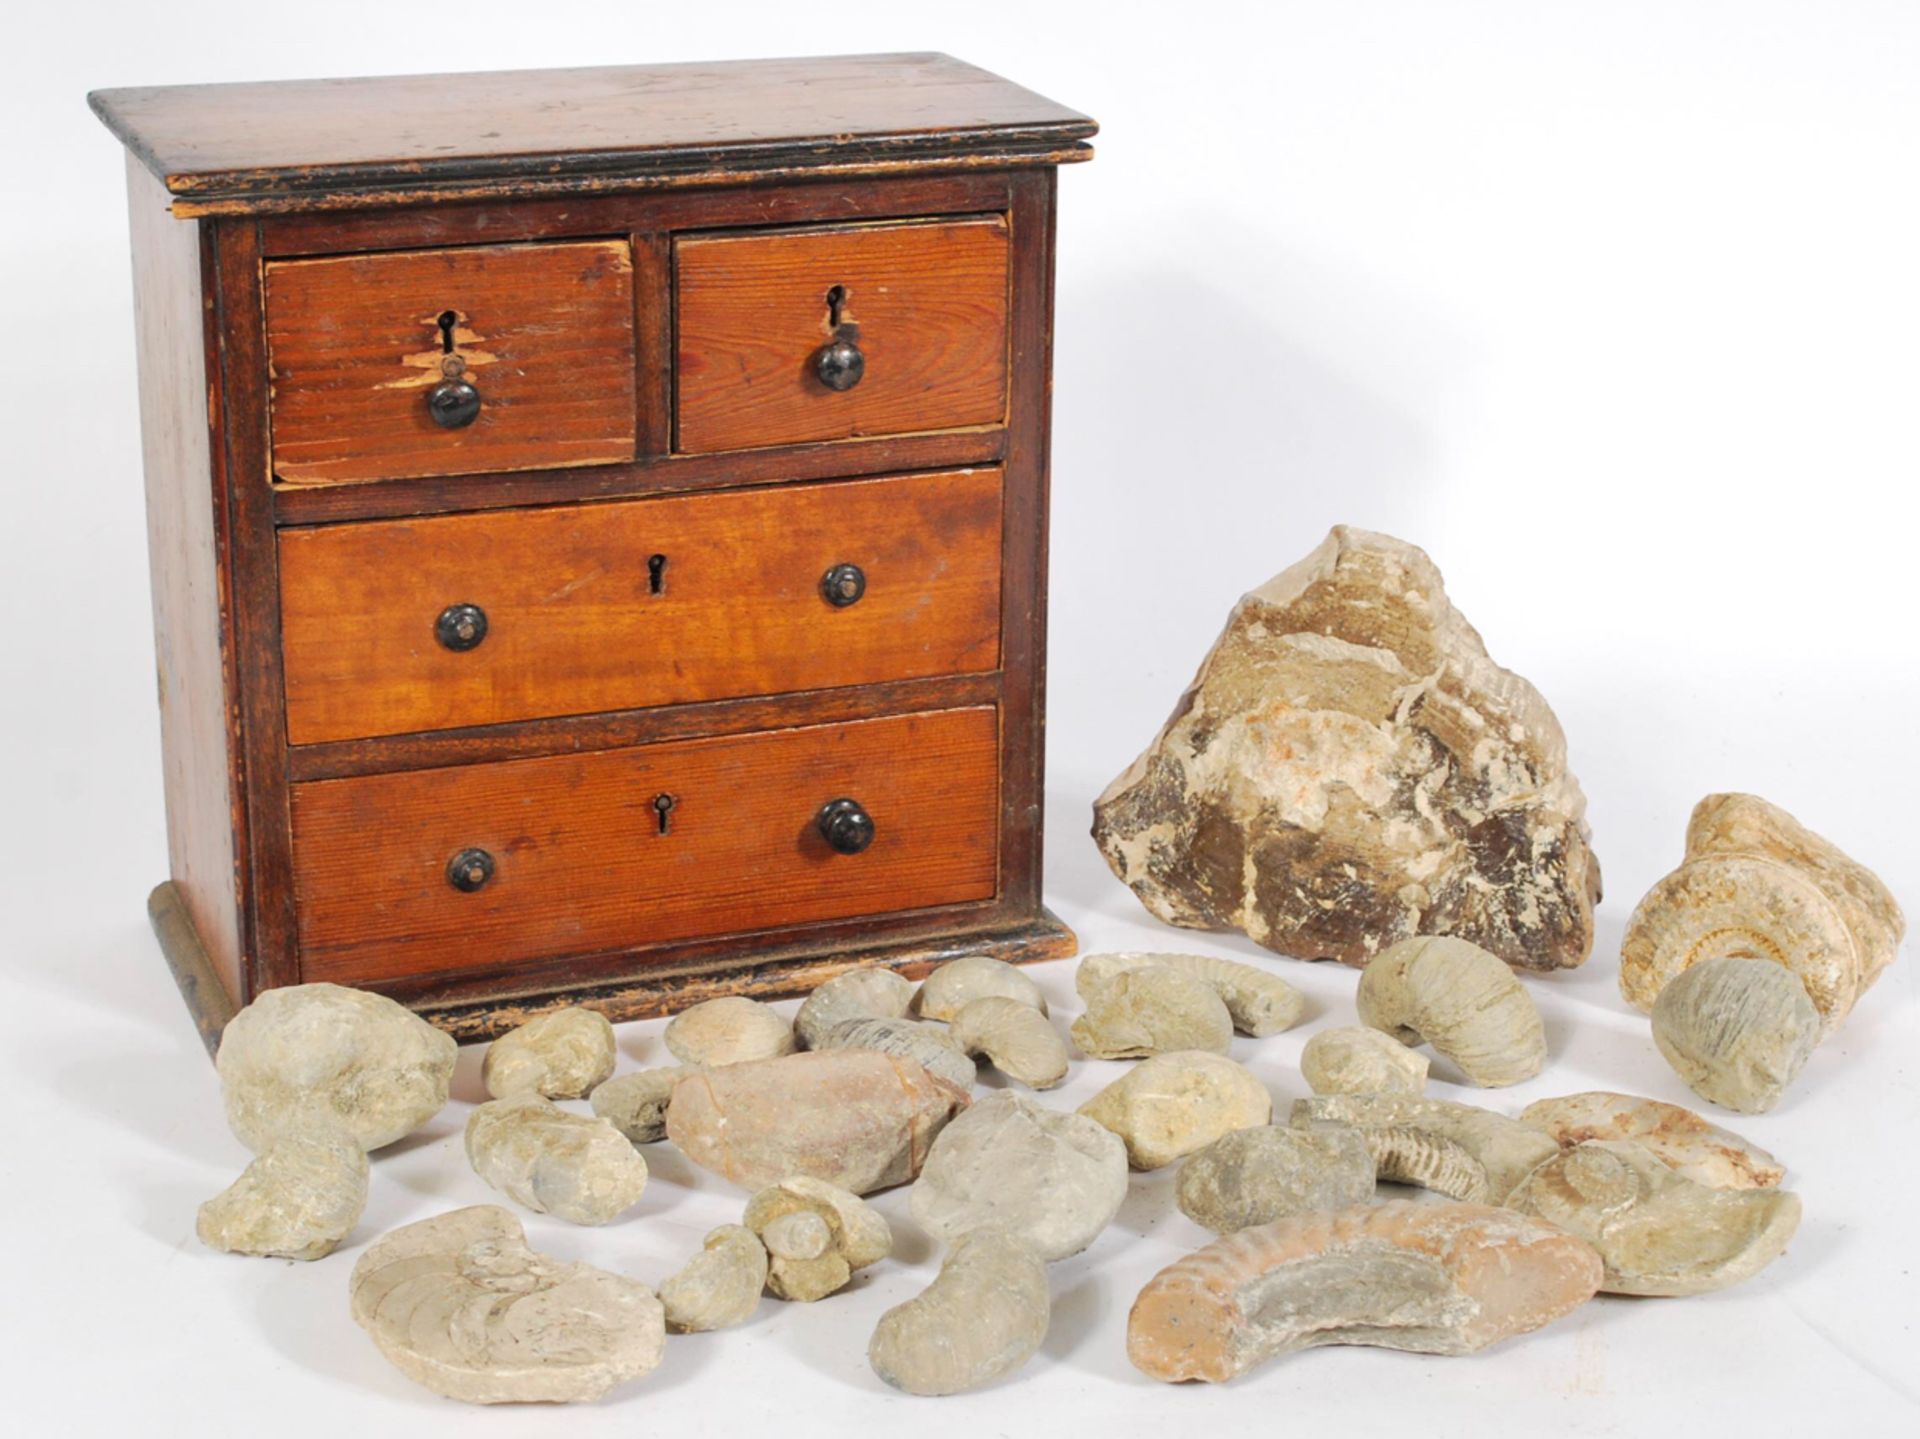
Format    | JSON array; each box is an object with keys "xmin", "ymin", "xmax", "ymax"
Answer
[
  {"xmin": 465, "ymin": 1096, "xmax": 649, "ymax": 1225},
  {"xmin": 481, "ymin": 1007, "xmax": 615, "ymax": 1100},
  {"xmin": 197, "ymin": 1135, "xmax": 369, "ymax": 1260}
]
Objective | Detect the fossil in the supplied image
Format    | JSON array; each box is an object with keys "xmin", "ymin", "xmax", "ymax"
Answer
[
  {"xmin": 666, "ymin": 1050, "xmax": 968, "ymax": 1194},
  {"xmin": 914, "ymin": 955, "xmax": 1048, "ymax": 1021},
  {"xmin": 795, "ymin": 967, "xmax": 916, "ymax": 1050},
  {"xmin": 1299, "ymin": 1025, "xmax": 1429, "ymax": 1096},
  {"xmin": 1363, "ymin": 1126, "xmax": 1491, "ymax": 1202},
  {"xmin": 197, "ymin": 1134, "xmax": 368, "ymax": 1261},
  {"xmin": 1507, "ymin": 1139, "xmax": 1802, "ymax": 1295},
  {"xmin": 1079, "ymin": 1051, "xmax": 1272, "ymax": 1170},
  {"xmin": 1069, "ymin": 967, "xmax": 1234, "ymax": 1060},
  {"xmin": 1077, "ymin": 951, "xmax": 1305, "ymax": 1037},
  {"xmin": 216, "ymin": 982, "xmax": 456, "ymax": 1153},
  {"xmin": 1292, "ymin": 1093, "xmax": 1560, "ymax": 1203},
  {"xmin": 1651, "ymin": 958, "xmax": 1819, "ymax": 1114},
  {"xmin": 1173, "ymin": 1125, "xmax": 1374, "ymax": 1234},
  {"xmin": 481, "ymin": 1006, "xmax": 616, "ymax": 1100},
  {"xmin": 349, "ymin": 1205, "xmax": 664, "ymax": 1404},
  {"xmin": 1619, "ymin": 792, "xmax": 1903, "ymax": 1036},
  {"xmin": 911, "ymin": 1091, "xmax": 1128, "ymax": 1261},
  {"xmin": 815, "ymin": 1016, "xmax": 977, "ymax": 1090},
  {"xmin": 743, "ymin": 1176, "xmax": 891, "ymax": 1301},
  {"xmin": 1355, "ymin": 935, "xmax": 1546, "ymax": 1087},
  {"xmin": 1127, "ymin": 1200, "xmax": 1603, "ymax": 1382},
  {"xmin": 664, "ymin": 995, "xmax": 796, "ymax": 1068},
  {"xmin": 868, "ymin": 1231, "xmax": 1050, "ymax": 1396},
  {"xmin": 589, "ymin": 1066, "xmax": 699, "ymax": 1145},
  {"xmin": 464, "ymin": 1095, "xmax": 649, "ymax": 1225},
  {"xmin": 1092, "ymin": 526, "xmax": 1600, "ymax": 973},
  {"xmin": 948, "ymin": 997, "xmax": 1069, "ymax": 1089},
  {"xmin": 1519, "ymin": 1091, "xmax": 1784, "ymax": 1189},
  {"xmin": 659, "ymin": 1224, "xmax": 768, "ymax": 1333}
]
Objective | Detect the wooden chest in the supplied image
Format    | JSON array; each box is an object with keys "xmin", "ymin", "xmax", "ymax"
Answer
[{"xmin": 90, "ymin": 55, "xmax": 1093, "ymax": 1050}]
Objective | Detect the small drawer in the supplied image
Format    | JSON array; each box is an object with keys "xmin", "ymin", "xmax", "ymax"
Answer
[
  {"xmin": 675, "ymin": 217, "xmax": 1009, "ymax": 453},
  {"xmin": 277, "ymin": 468, "xmax": 1004, "ymax": 745},
  {"xmin": 289, "ymin": 706, "xmax": 1002, "ymax": 984},
  {"xmin": 264, "ymin": 240, "xmax": 638, "ymax": 485}
]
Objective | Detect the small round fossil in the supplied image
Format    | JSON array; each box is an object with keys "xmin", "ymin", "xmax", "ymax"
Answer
[
  {"xmin": 743, "ymin": 1176, "xmax": 891, "ymax": 1301},
  {"xmin": 914, "ymin": 956, "xmax": 1048, "ymax": 1021},
  {"xmin": 1070, "ymin": 967, "xmax": 1233, "ymax": 1060},
  {"xmin": 1299, "ymin": 1026, "xmax": 1429, "ymax": 1096},
  {"xmin": 949, "ymin": 997, "xmax": 1069, "ymax": 1089},
  {"xmin": 1650, "ymin": 957, "xmax": 1819, "ymax": 1114},
  {"xmin": 482, "ymin": 1006, "xmax": 616, "ymax": 1100},
  {"xmin": 658, "ymin": 1224, "xmax": 768, "ymax": 1333},
  {"xmin": 1356, "ymin": 936, "xmax": 1546, "ymax": 1087},
  {"xmin": 795, "ymin": 967, "xmax": 916, "ymax": 1049},
  {"xmin": 868, "ymin": 1230, "xmax": 1050, "ymax": 1396},
  {"xmin": 664, "ymin": 996, "xmax": 795, "ymax": 1068}
]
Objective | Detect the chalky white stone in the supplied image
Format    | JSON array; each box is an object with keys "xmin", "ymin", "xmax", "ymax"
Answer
[
  {"xmin": 197, "ymin": 1134, "xmax": 369, "ymax": 1260},
  {"xmin": 482, "ymin": 1006, "xmax": 616, "ymax": 1099}
]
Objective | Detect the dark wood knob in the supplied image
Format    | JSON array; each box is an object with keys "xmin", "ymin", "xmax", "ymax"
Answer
[
  {"xmin": 427, "ymin": 377, "xmax": 482, "ymax": 428},
  {"xmin": 816, "ymin": 798, "xmax": 875, "ymax": 855},
  {"xmin": 446, "ymin": 847, "xmax": 495, "ymax": 892},
  {"xmin": 821, "ymin": 563, "xmax": 866, "ymax": 607},
  {"xmin": 436, "ymin": 603, "xmax": 488, "ymax": 651},
  {"xmin": 813, "ymin": 338, "xmax": 865, "ymax": 392}
]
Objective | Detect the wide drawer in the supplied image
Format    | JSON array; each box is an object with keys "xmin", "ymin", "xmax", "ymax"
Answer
[
  {"xmin": 278, "ymin": 468, "xmax": 1004, "ymax": 745},
  {"xmin": 289, "ymin": 706, "xmax": 1002, "ymax": 984},
  {"xmin": 675, "ymin": 217, "xmax": 1009, "ymax": 453},
  {"xmin": 264, "ymin": 240, "xmax": 638, "ymax": 485}
]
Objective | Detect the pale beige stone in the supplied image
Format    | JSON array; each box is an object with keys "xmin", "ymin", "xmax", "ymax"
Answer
[
  {"xmin": 795, "ymin": 967, "xmax": 915, "ymax": 1049},
  {"xmin": 1508, "ymin": 1139, "xmax": 1802, "ymax": 1295},
  {"xmin": 948, "ymin": 997, "xmax": 1069, "ymax": 1089},
  {"xmin": 464, "ymin": 1096, "xmax": 649, "ymax": 1225},
  {"xmin": 1292, "ymin": 1093, "xmax": 1560, "ymax": 1203},
  {"xmin": 1520, "ymin": 1091, "xmax": 1784, "ymax": 1189},
  {"xmin": 666, "ymin": 1050, "xmax": 968, "ymax": 1194},
  {"xmin": 482, "ymin": 1007, "xmax": 616, "ymax": 1100},
  {"xmin": 1620, "ymin": 793, "xmax": 1904, "ymax": 1036},
  {"xmin": 1651, "ymin": 958, "xmax": 1819, "ymax": 1114},
  {"xmin": 1356, "ymin": 935, "xmax": 1547, "ymax": 1087},
  {"xmin": 1092, "ymin": 527, "xmax": 1600, "ymax": 972},
  {"xmin": 1078, "ymin": 951, "xmax": 1304, "ymax": 1036},
  {"xmin": 197, "ymin": 1135, "xmax": 368, "ymax": 1261},
  {"xmin": 350, "ymin": 1205, "xmax": 664, "ymax": 1404},
  {"xmin": 815, "ymin": 1016, "xmax": 976, "ymax": 1089},
  {"xmin": 1361, "ymin": 1126, "xmax": 1492, "ymax": 1202},
  {"xmin": 743, "ymin": 1176, "xmax": 891, "ymax": 1301},
  {"xmin": 911, "ymin": 1091, "xmax": 1127, "ymax": 1261},
  {"xmin": 664, "ymin": 996, "xmax": 796, "ymax": 1067},
  {"xmin": 1127, "ymin": 1200, "xmax": 1603, "ymax": 1382},
  {"xmin": 1174, "ymin": 1125, "xmax": 1373, "ymax": 1235},
  {"xmin": 659, "ymin": 1225, "xmax": 768, "ymax": 1333},
  {"xmin": 589, "ymin": 1066, "xmax": 698, "ymax": 1144},
  {"xmin": 216, "ymin": 982, "xmax": 456, "ymax": 1153},
  {"xmin": 868, "ymin": 1231, "xmax": 1050, "ymax": 1396},
  {"xmin": 914, "ymin": 956, "xmax": 1048, "ymax": 1021},
  {"xmin": 1070, "ymin": 967, "xmax": 1233, "ymax": 1060},
  {"xmin": 1079, "ymin": 1051, "xmax": 1272, "ymax": 1170},
  {"xmin": 1300, "ymin": 1026, "xmax": 1429, "ymax": 1096}
]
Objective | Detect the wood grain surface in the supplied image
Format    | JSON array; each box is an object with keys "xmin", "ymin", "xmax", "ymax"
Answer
[
  {"xmin": 277, "ymin": 469, "xmax": 1004, "ymax": 745},
  {"xmin": 289, "ymin": 706, "xmax": 1002, "ymax": 984},
  {"xmin": 265, "ymin": 240, "xmax": 637, "ymax": 485},
  {"xmin": 676, "ymin": 217, "xmax": 1009, "ymax": 452}
]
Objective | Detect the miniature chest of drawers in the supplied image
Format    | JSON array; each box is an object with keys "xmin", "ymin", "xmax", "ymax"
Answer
[{"xmin": 91, "ymin": 54, "xmax": 1094, "ymax": 1050}]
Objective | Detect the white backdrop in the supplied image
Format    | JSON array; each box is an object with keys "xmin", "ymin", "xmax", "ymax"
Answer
[{"xmin": 2, "ymin": 2, "xmax": 1914, "ymax": 1433}]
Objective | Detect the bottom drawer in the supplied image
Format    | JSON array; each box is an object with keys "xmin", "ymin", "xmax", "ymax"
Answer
[{"xmin": 289, "ymin": 707, "xmax": 1000, "ymax": 985}]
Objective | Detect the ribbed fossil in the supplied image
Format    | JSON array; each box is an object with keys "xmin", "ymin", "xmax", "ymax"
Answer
[
  {"xmin": 1363, "ymin": 1127, "xmax": 1491, "ymax": 1202},
  {"xmin": 197, "ymin": 1134, "xmax": 369, "ymax": 1261},
  {"xmin": 1173, "ymin": 1125, "xmax": 1374, "ymax": 1234},
  {"xmin": 868, "ymin": 1231, "xmax": 1050, "ymax": 1396},
  {"xmin": 743, "ymin": 1176, "xmax": 891, "ymax": 1301},
  {"xmin": 664, "ymin": 995, "xmax": 796, "ymax": 1067},
  {"xmin": 1127, "ymin": 1200, "xmax": 1604, "ymax": 1382},
  {"xmin": 1355, "ymin": 935, "xmax": 1547, "ymax": 1087},
  {"xmin": 481, "ymin": 1006, "xmax": 615, "ymax": 1100},
  {"xmin": 1070, "ymin": 967, "xmax": 1234, "ymax": 1060},
  {"xmin": 589, "ymin": 1066, "xmax": 698, "ymax": 1145},
  {"xmin": 659, "ymin": 1225, "xmax": 768, "ymax": 1333},
  {"xmin": 1077, "ymin": 952, "xmax": 1305, "ymax": 1037},
  {"xmin": 1619, "ymin": 792, "xmax": 1903, "ymax": 1037},
  {"xmin": 349, "ymin": 1205, "xmax": 664, "ymax": 1404},
  {"xmin": 814, "ymin": 1016, "xmax": 977, "ymax": 1090},
  {"xmin": 911, "ymin": 1091, "xmax": 1128, "ymax": 1261},
  {"xmin": 1292, "ymin": 1093, "xmax": 1560, "ymax": 1203},
  {"xmin": 914, "ymin": 956, "xmax": 1048, "ymax": 1021},
  {"xmin": 794, "ymin": 967, "xmax": 915, "ymax": 1050},
  {"xmin": 1507, "ymin": 1139, "xmax": 1802, "ymax": 1295},
  {"xmin": 948, "ymin": 997, "xmax": 1069, "ymax": 1089},
  {"xmin": 1080, "ymin": 1051, "xmax": 1272, "ymax": 1170},
  {"xmin": 1651, "ymin": 958, "xmax": 1820, "ymax": 1114},
  {"xmin": 1299, "ymin": 1026, "xmax": 1429, "ymax": 1096},
  {"xmin": 465, "ymin": 1095, "xmax": 649, "ymax": 1225},
  {"xmin": 1520, "ymin": 1091, "xmax": 1784, "ymax": 1190}
]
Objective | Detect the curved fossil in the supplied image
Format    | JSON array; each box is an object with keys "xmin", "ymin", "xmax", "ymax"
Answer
[
  {"xmin": 744, "ymin": 1176, "xmax": 891, "ymax": 1301},
  {"xmin": 1299, "ymin": 1026, "xmax": 1429, "ymax": 1096},
  {"xmin": 1355, "ymin": 935, "xmax": 1546, "ymax": 1087},
  {"xmin": 465, "ymin": 1096, "xmax": 649, "ymax": 1225},
  {"xmin": 914, "ymin": 956, "xmax": 1048, "ymax": 1021},
  {"xmin": 868, "ymin": 1231, "xmax": 1050, "ymax": 1396},
  {"xmin": 948, "ymin": 998, "xmax": 1069, "ymax": 1089},
  {"xmin": 482, "ymin": 1006, "xmax": 615, "ymax": 1100},
  {"xmin": 1364, "ymin": 1126, "xmax": 1490, "ymax": 1203},
  {"xmin": 1078, "ymin": 951, "xmax": 1304, "ymax": 1036},
  {"xmin": 815, "ymin": 1016, "xmax": 976, "ymax": 1090},
  {"xmin": 795, "ymin": 968, "xmax": 915, "ymax": 1050},
  {"xmin": 1518, "ymin": 1091, "xmax": 1784, "ymax": 1189},
  {"xmin": 659, "ymin": 1224, "xmax": 768, "ymax": 1333},
  {"xmin": 1070, "ymin": 967, "xmax": 1233, "ymax": 1060},
  {"xmin": 1291, "ymin": 1093, "xmax": 1559, "ymax": 1203},
  {"xmin": 664, "ymin": 996, "xmax": 796, "ymax": 1067},
  {"xmin": 198, "ymin": 1134, "xmax": 369, "ymax": 1261}
]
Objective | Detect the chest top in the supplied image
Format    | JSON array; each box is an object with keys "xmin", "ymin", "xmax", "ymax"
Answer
[{"xmin": 89, "ymin": 52, "xmax": 1097, "ymax": 216}]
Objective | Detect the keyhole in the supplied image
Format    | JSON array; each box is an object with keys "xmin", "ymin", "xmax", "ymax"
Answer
[
  {"xmin": 826, "ymin": 284, "xmax": 847, "ymax": 329},
  {"xmin": 653, "ymin": 793, "xmax": 677, "ymax": 835},
  {"xmin": 437, "ymin": 310, "xmax": 459, "ymax": 354},
  {"xmin": 647, "ymin": 553, "xmax": 668, "ymax": 595}
]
